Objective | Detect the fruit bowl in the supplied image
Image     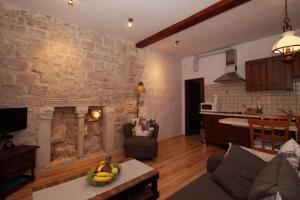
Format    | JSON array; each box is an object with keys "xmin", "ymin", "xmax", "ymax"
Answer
[{"xmin": 87, "ymin": 157, "xmax": 121, "ymax": 187}]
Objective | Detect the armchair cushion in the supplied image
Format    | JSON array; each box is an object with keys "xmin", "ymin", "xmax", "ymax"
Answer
[{"xmin": 124, "ymin": 136, "xmax": 157, "ymax": 146}]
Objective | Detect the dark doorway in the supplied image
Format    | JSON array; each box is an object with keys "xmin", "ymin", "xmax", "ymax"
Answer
[{"xmin": 185, "ymin": 78, "xmax": 204, "ymax": 135}]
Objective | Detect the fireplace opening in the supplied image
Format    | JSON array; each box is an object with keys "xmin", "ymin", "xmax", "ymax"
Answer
[{"xmin": 50, "ymin": 106, "xmax": 103, "ymax": 165}]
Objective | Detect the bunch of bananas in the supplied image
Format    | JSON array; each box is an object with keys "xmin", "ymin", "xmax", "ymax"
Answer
[{"xmin": 87, "ymin": 158, "xmax": 120, "ymax": 185}]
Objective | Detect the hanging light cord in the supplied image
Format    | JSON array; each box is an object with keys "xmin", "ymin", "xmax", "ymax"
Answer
[{"xmin": 283, "ymin": 0, "xmax": 292, "ymax": 32}]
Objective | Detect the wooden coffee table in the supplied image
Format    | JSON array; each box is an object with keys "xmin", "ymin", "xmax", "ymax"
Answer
[{"xmin": 32, "ymin": 159, "xmax": 159, "ymax": 200}]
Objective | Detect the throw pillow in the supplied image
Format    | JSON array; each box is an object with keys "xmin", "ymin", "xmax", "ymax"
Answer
[
  {"xmin": 248, "ymin": 154, "xmax": 300, "ymax": 200},
  {"xmin": 131, "ymin": 118, "xmax": 153, "ymax": 137},
  {"xmin": 278, "ymin": 139, "xmax": 300, "ymax": 171},
  {"xmin": 210, "ymin": 144, "xmax": 266, "ymax": 199}
]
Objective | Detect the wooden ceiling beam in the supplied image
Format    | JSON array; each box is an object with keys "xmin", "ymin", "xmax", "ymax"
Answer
[{"xmin": 136, "ymin": 0, "xmax": 252, "ymax": 48}]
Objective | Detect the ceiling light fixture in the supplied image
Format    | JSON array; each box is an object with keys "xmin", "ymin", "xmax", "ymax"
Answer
[
  {"xmin": 128, "ymin": 18, "xmax": 133, "ymax": 28},
  {"xmin": 68, "ymin": 0, "xmax": 74, "ymax": 6},
  {"xmin": 174, "ymin": 40, "xmax": 180, "ymax": 48},
  {"xmin": 272, "ymin": 0, "xmax": 300, "ymax": 63}
]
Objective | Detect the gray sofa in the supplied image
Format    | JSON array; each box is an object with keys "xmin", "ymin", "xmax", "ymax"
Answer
[
  {"xmin": 169, "ymin": 145, "xmax": 300, "ymax": 200},
  {"xmin": 168, "ymin": 155, "xmax": 232, "ymax": 200}
]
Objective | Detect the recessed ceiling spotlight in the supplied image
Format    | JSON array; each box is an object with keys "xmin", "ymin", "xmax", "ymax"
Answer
[
  {"xmin": 128, "ymin": 18, "xmax": 133, "ymax": 28},
  {"xmin": 174, "ymin": 40, "xmax": 180, "ymax": 48},
  {"xmin": 68, "ymin": 0, "xmax": 74, "ymax": 6}
]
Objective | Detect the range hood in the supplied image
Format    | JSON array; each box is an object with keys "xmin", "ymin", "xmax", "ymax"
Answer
[{"xmin": 214, "ymin": 49, "xmax": 245, "ymax": 83}]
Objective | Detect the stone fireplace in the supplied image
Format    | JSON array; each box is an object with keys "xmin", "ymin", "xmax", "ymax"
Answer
[{"xmin": 36, "ymin": 100, "xmax": 115, "ymax": 168}]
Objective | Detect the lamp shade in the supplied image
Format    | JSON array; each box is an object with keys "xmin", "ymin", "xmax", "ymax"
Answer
[
  {"xmin": 272, "ymin": 31, "xmax": 300, "ymax": 55},
  {"xmin": 135, "ymin": 82, "xmax": 145, "ymax": 93}
]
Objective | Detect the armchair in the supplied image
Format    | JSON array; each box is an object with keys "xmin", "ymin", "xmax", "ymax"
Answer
[{"xmin": 123, "ymin": 122, "xmax": 159, "ymax": 160}]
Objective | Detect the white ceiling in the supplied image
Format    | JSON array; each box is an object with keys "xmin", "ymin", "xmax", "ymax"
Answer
[{"xmin": 2, "ymin": 0, "xmax": 300, "ymax": 58}]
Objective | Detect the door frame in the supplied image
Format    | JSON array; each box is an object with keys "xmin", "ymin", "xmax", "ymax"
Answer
[{"xmin": 185, "ymin": 77, "xmax": 205, "ymax": 135}]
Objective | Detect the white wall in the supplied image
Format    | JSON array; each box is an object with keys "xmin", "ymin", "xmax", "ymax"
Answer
[
  {"xmin": 139, "ymin": 49, "xmax": 182, "ymax": 140},
  {"xmin": 182, "ymin": 29, "xmax": 300, "ymax": 83},
  {"xmin": 181, "ymin": 29, "xmax": 300, "ymax": 134}
]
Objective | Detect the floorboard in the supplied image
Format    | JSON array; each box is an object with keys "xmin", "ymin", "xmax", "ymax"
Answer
[{"xmin": 6, "ymin": 135, "xmax": 224, "ymax": 200}]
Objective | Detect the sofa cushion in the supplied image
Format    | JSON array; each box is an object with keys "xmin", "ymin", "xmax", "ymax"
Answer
[
  {"xmin": 248, "ymin": 154, "xmax": 300, "ymax": 200},
  {"xmin": 210, "ymin": 144, "xmax": 266, "ymax": 200},
  {"xmin": 124, "ymin": 136, "xmax": 157, "ymax": 146},
  {"xmin": 168, "ymin": 174, "xmax": 233, "ymax": 200}
]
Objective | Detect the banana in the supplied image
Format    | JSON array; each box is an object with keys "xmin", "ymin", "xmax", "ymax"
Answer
[
  {"xmin": 99, "ymin": 160, "xmax": 105, "ymax": 165},
  {"xmin": 96, "ymin": 172, "xmax": 114, "ymax": 177},
  {"xmin": 97, "ymin": 164, "xmax": 104, "ymax": 172},
  {"xmin": 93, "ymin": 176, "xmax": 112, "ymax": 182}
]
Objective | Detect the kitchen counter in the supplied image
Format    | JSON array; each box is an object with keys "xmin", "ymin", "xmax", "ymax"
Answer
[
  {"xmin": 219, "ymin": 117, "xmax": 298, "ymax": 132},
  {"xmin": 200, "ymin": 111, "xmax": 260, "ymax": 118}
]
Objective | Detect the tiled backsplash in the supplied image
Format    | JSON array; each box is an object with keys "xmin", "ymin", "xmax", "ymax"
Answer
[{"xmin": 205, "ymin": 79, "xmax": 300, "ymax": 115}]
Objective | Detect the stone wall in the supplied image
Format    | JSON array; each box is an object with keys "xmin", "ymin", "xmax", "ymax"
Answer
[
  {"xmin": 0, "ymin": 2, "xmax": 183, "ymax": 164},
  {"xmin": 0, "ymin": 4, "xmax": 143, "ymax": 150}
]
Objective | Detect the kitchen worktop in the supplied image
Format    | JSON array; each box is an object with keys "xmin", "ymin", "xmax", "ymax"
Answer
[
  {"xmin": 219, "ymin": 117, "xmax": 298, "ymax": 132},
  {"xmin": 199, "ymin": 111, "xmax": 260, "ymax": 118}
]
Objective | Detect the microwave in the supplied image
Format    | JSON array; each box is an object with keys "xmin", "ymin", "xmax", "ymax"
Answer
[{"xmin": 200, "ymin": 102, "xmax": 218, "ymax": 112}]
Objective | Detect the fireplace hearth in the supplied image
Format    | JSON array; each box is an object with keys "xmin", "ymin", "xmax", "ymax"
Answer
[{"xmin": 36, "ymin": 100, "xmax": 115, "ymax": 168}]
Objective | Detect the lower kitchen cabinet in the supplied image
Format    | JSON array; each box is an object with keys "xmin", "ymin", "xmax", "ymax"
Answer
[{"xmin": 203, "ymin": 114, "xmax": 250, "ymax": 147}]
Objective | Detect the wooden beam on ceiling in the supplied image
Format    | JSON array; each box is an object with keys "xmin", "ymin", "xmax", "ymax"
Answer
[{"xmin": 136, "ymin": 0, "xmax": 252, "ymax": 48}]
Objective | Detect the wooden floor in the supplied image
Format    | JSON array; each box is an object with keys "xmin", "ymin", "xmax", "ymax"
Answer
[{"xmin": 7, "ymin": 135, "xmax": 224, "ymax": 200}]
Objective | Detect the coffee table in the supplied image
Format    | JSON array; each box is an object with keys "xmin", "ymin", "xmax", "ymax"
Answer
[{"xmin": 32, "ymin": 159, "xmax": 159, "ymax": 200}]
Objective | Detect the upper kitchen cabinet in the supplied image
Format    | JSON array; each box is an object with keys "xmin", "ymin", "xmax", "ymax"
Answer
[
  {"xmin": 293, "ymin": 53, "xmax": 300, "ymax": 77},
  {"xmin": 246, "ymin": 55, "xmax": 294, "ymax": 91},
  {"xmin": 245, "ymin": 58, "xmax": 268, "ymax": 91},
  {"xmin": 267, "ymin": 56, "xmax": 293, "ymax": 90}
]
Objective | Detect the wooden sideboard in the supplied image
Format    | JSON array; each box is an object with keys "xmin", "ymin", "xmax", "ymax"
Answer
[{"xmin": 0, "ymin": 145, "xmax": 39, "ymax": 199}]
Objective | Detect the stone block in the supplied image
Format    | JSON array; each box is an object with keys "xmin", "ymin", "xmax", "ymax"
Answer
[
  {"xmin": 78, "ymin": 28, "xmax": 99, "ymax": 41},
  {"xmin": 0, "ymin": 58, "xmax": 28, "ymax": 71},
  {"xmin": 80, "ymin": 59, "xmax": 93, "ymax": 70},
  {"xmin": 1, "ymin": 85, "xmax": 26, "ymax": 97},
  {"xmin": 29, "ymin": 86, "xmax": 48, "ymax": 95},
  {"xmin": 15, "ymin": 97, "xmax": 43, "ymax": 107},
  {"xmin": 15, "ymin": 45, "xmax": 43, "ymax": 59},
  {"xmin": 16, "ymin": 73, "xmax": 36, "ymax": 85},
  {"xmin": 3, "ymin": 23, "xmax": 27, "ymax": 34},
  {"xmin": 48, "ymin": 32, "xmax": 71, "ymax": 44},
  {"xmin": 0, "ymin": 71, "xmax": 14, "ymax": 84},
  {"xmin": 80, "ymin": 40, "xmax": 95, "ymax": 50},
  {"xmin": 29, "ymin": 28, "xmax": 46, "ymax": 39},
  {"xmin": 26, "ymin": 17, "xmax": 48, "ymax": 30},
  {"xmin": 64, "ymin": 56, "xmax": 81, "ymax": 67},
  {"xmin": 87, "ymin": 52, "xmax": 103, "ymax": 60},
  {"xmin": 1, "ymin": 10, "xmax": 25, "ymax": 25},
  {"xmin": 48, "ymin": 19, "xmax": 76, "ymax": 37},
  {"xmin": 0, "ymin": 42, "xmax": 13, "ymax": 56}
]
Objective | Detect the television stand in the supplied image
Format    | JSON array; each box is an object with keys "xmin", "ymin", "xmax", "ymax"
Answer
[{"xmin": 0, "ymin": 145, "xmax": 39, "ymax": 199}]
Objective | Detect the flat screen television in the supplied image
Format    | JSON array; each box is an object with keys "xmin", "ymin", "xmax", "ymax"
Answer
[{"xmin": 0, "ymin": 108, "xmax": 27, "ymax": 135}]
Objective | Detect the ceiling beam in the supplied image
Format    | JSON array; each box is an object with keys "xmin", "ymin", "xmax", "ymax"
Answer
[{"xmin": 136, "ymin": 0, "xmax": 252, "ymax": 48}]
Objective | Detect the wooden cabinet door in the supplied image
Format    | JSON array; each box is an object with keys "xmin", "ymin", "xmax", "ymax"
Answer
[
  {"xmin": 267, "ymin": 56, "xmax": 293, "ymax": 90},
  {"xmin": 293, "ymin": 53, "xmax": 300, "ymax": 77},
  {"xmin": 245, "ymin": 58, "xmax": 267, "ymax": 91},
  {"xmin": 203, "ymin": 115, "xmax": 228, "ymax": 145}
]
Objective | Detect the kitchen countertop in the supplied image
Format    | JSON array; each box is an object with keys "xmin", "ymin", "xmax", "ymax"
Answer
[
  {"xmin": 199, "ymin": 111, "xmax": 260, "ymax": 118},
  {"xmin": 219, "ymin": 117, "xmax": 298, "ymax": 132}
]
